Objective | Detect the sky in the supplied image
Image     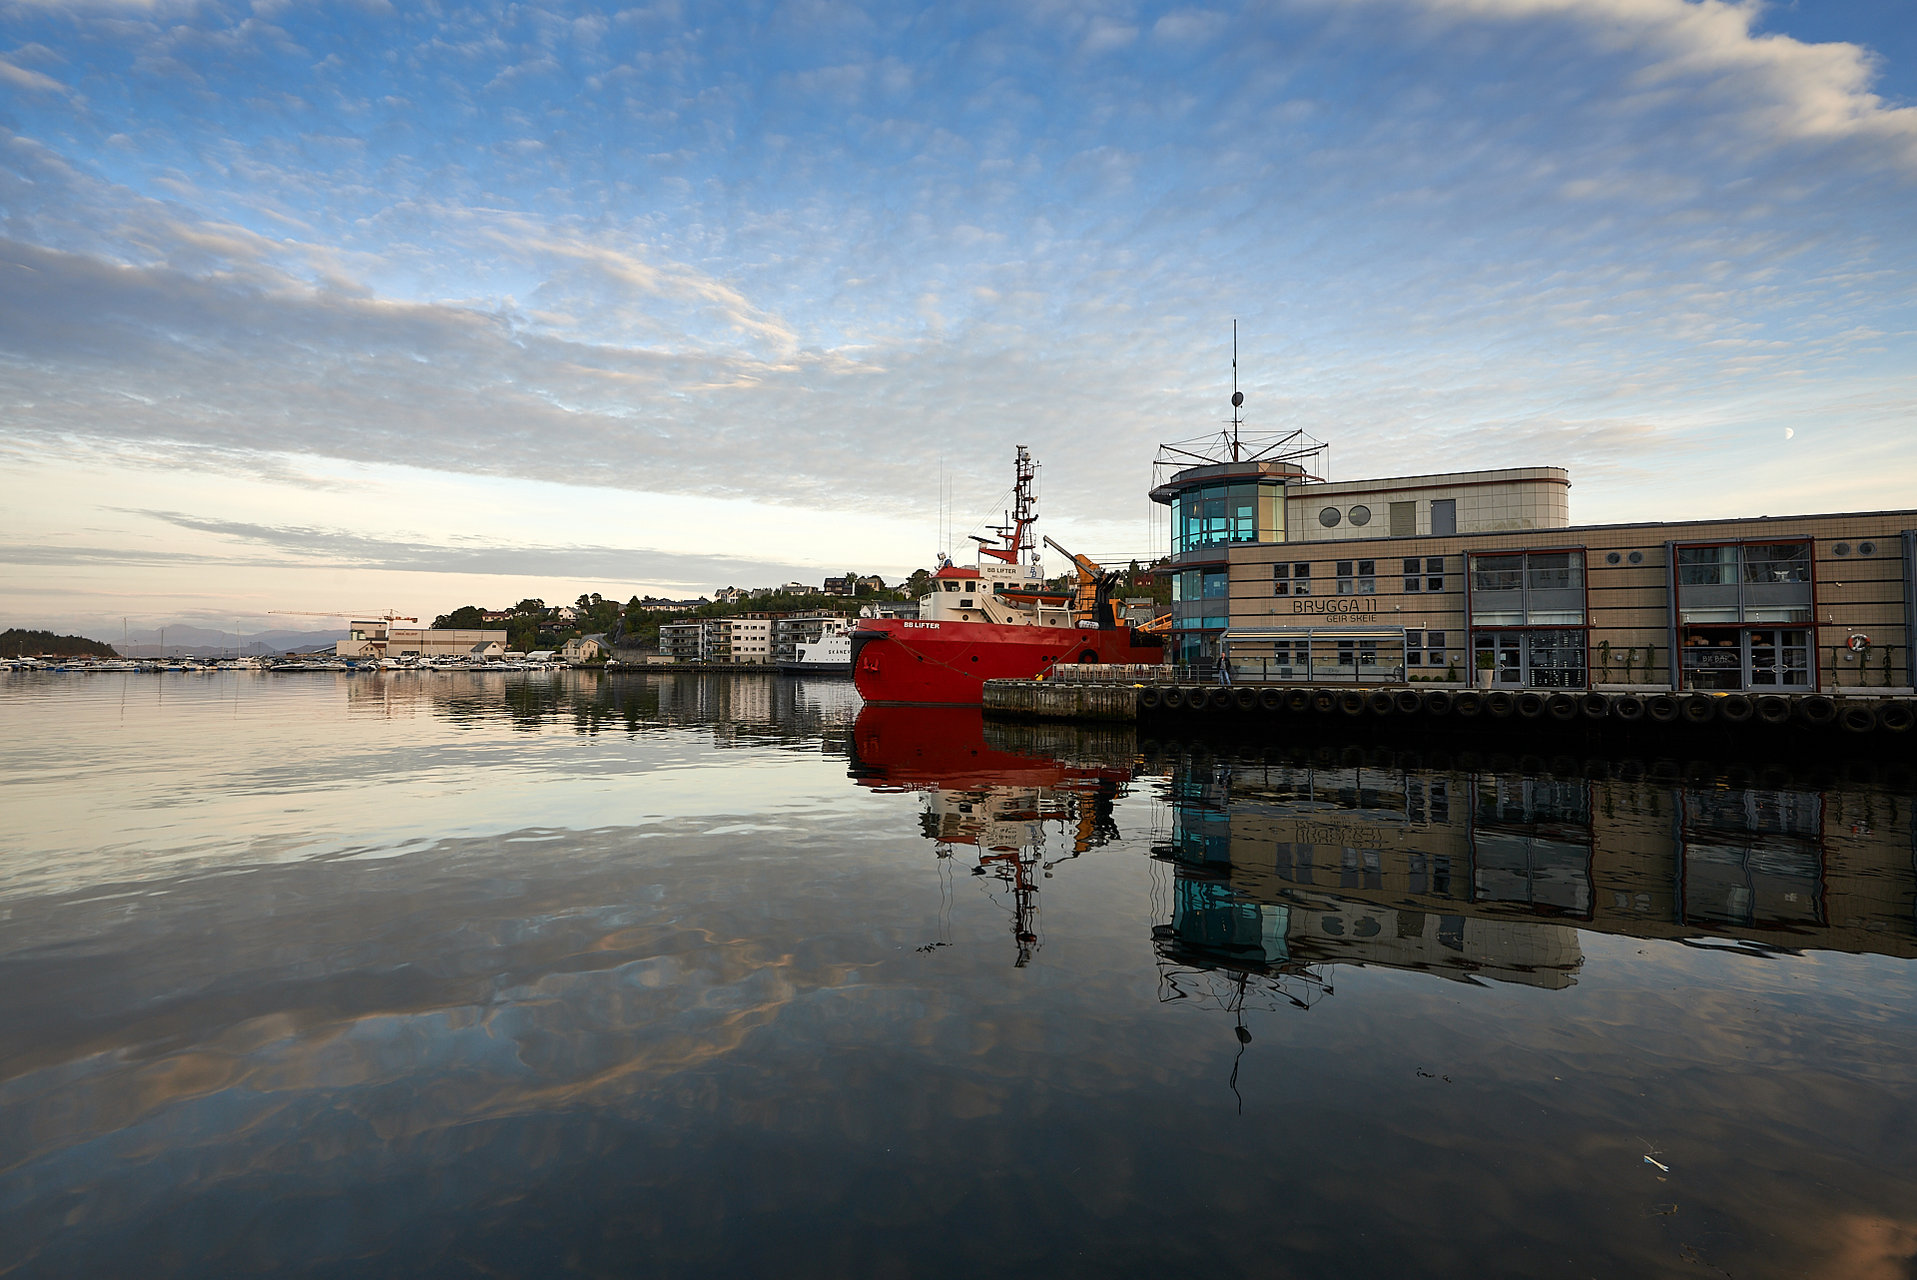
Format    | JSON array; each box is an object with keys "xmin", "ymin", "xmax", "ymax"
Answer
[{"xmin": 2, "ymin": 0, "xmax": 1914, "ymax": 636}]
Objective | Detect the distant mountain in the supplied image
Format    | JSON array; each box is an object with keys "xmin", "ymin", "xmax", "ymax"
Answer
[{"xmin": 85, "ymin": 625, "xmax": 347, "ymax": 657}]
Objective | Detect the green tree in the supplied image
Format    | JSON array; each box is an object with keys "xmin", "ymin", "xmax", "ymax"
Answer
[
  {"xmin": 513, "ymin": 598, "xmax": 545, "ymax": 615},
  {"xmin": 433, "ymin": 605, "xmax": 487, "ymax": 629}
]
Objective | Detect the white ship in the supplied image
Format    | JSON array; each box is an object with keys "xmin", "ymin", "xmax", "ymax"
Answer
[{"xmin": 779, "ymin": 618, "xmax": 854, "ymax": 675}]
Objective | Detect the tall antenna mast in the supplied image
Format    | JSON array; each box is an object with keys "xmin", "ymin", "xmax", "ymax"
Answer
[{"xmin": 1229, "ymin": 320, "xmax": 1245, "ymax": 462}]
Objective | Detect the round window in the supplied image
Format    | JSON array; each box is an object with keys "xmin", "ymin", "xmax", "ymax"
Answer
[
  {"xmin": 1349, "ymin": 505, "xmax": 1371, "ymax": 527},
  {"xmin": 1319, "ymin": 507, "xmax": 1342, "ymax": 528},
  {"xmin": 1628, "ymin": 551, "xmax": 1643, "ymax": 564},
  {"xmin": 1859, "ymin": 541, "xmax": 1876, "ymax": 555},
  {"xmin": 1605, "ymin": 552, "xmax": 1621, "ymax": 565},
  {"xmin": 1835, "ymin": 543, "xmax": 1851, "ymax": 556}
]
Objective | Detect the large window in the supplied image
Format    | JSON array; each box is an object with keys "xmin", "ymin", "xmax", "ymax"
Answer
[
  {"xmin": 1335, "ymin": 559, "xmax": 1376, "ymax": 595},
  {"xmin": 1471, "ymin": 551, "xmax": 1584, "ymax": 625},
  {"xmin": 1173, "ymin": 481, "xmax": 1284, "ymax": 555},
  {"xmin": 1676, "ymin": 542, "xmax": 1812, "ymax": 624}
]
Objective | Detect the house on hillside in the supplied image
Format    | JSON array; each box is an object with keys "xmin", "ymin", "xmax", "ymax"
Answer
[{"xmin": 562, "ymin": 633, "xmax": 610, "ymax": 663}]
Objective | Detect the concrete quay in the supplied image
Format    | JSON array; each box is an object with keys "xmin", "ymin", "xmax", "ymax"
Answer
[{"xmin": 984, "ymin": 678, "xmax": 1917, "ymax": 737}]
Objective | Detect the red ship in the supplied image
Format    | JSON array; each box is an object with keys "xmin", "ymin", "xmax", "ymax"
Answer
[{"xmin": 850, "ymin": 446, "xmax": 1166, "ymax": 705}]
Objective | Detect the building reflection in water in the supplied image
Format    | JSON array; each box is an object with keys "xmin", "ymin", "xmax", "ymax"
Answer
[
  {"xmin": 1153, "ymin": 748, "xmax": 1917, "ymax": 1013},
  {"xmin": 848, "ymin": 707, "xmax": 1137, "ymax": 966}
]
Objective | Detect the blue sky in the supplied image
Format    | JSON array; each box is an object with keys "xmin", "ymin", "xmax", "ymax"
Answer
[{"xmin": 2, "ymin": 0, "xmax": 1914, "ymax": 633}]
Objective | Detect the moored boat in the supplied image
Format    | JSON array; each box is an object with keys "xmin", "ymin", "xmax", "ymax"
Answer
[{"xmin": 850, "ymin": 447, "xmax": 1165, "ymax": 705}]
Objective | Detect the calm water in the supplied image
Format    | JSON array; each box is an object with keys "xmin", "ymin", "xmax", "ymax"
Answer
[{"xmin": 3, "ymin": 671, "xmax": 1915, "ymax": 1279}]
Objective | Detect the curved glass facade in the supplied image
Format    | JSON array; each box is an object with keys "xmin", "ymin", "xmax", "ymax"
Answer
[{"xmin": 1172, "ymin": 481, "xmax": 1285, "ymax": 556}]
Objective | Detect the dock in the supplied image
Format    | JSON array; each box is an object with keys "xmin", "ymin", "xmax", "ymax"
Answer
[{"xmin": 984, "ymin": 669, "xmax": 1917, "ymax": 737}]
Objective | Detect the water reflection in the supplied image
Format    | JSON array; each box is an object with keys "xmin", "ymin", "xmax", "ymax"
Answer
[
  {"xmin": 1151, "ymin": 746, "xmax": 1917, "ymax": 993},
  {"xmin": 3, "ymin": 673, "xmax": 1916, "ymax": 1278},
  {"xmin": 848, "ymin": 707, "xmax": 1136, "ymax": 966},
  {"xmin": 343, "ymin": 668, "xmax": 863, "ymax": 747}
]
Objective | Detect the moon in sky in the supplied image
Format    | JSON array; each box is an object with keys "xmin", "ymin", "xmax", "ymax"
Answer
[{"xmin": 1785, "ymin": 427, "xmax": 1795, "ymax": 439}]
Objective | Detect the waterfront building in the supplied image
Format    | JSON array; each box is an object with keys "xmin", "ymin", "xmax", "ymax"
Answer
[
  {"xmin": 561, "ymin": 634, "xmax": 610, "ymax": 663},
  {"xmin": 335, "ymin": 621, "xmax": 508, "ymax": 660},
  {"xmin": 1150, "ymin": 428, "xmax": 1915, "ymax": 692}
]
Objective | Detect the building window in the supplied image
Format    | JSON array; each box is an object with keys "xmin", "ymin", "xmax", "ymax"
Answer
[
  {"xmin": 1470, "ymin": 551, "xmax": 1584, "ymax": 625},
  {"xmin": 1349, "ymin": 505, "xmax": 1372, "ymax": 527},
  {"xmin": 1402, "ymin": 556, "xmax": 1444, "ymax": 593},
  {"xmin": 1319, "ymin": 506, "xmax": 1342, "ymax": 528},
  {"xmin": 1389, "ymin": 501, "xmax": 1416, "ymax": 537},
  {"xmin": 1431, "ymin": 499, "xmax": 1457, "ymax": 536},
  {"xmin": 1405, "ymin": 630, "xmax": 1448, "ymax": 668},
  {"xmin": 1202, "ymin": 570, "xmax": 1229, "ymax": 599},
  {"xmin": 1336, "ymin": 559, "xmax": 1376, "ymax": 595},
  {"xmin": 1474, "ymin": 630, "xmax": 1587, "ymax": 689},
  {"xmin": 1172, "ymin": 481, "xmax": 1281, "ymax": 554},
  {"xmin": 1273, "ymin": 561, "xmax": 1313, "ymax": 596},
  {"xmin": 1675, "ymin": 541, "xmax": 1811, "ymax": 624}
]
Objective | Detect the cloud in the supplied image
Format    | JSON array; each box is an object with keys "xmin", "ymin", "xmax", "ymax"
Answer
[
  {"xmin": 4, "ymin": 511, "xmax": 848, "ymax": 593},
  {"xmin": 1382, "ymin": 0, "xmax": 1917, "ymax": 169},
  {"xmin": 0, "ymin": 54, "xmax": 66, "ymax": 92}
]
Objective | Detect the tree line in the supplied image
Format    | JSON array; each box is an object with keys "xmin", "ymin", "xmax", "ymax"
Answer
[{"xmin": 2, "ymin": 629, "xmax": 119, "ymax": 658}]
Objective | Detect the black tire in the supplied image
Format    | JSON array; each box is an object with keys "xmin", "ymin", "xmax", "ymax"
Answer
[
  {"xmin": 1755, "ymin": 695, "xmax": 1791, "ymax": 725},
  {"xmin": 1453, "ymin": 691, "xmax": 1482, "ymax": 717},
  {"xmin": 1516, "ymin": 692, "xmax": 1546, "ymax": 719},
  {"xmin": 1426, "ymin": 690, "xmax": 1454, "ymax": 715},
  {"xmin": 1161, "ymin": 688, "xmax": 1186, "ymax": 710},
  {"xmin": 1681, "ymin": 696, "xmax": 1717, "ymax": 724},
  {"xmin": 1547, "ymin": 693, "xmax": 1579, "ymax": 722},
  {"xmin": 1311, "ymin": 689, "xmax": 1339, "ymax": 714},
  {"xmin": 1285, "ymin": 689, "xmax": 1312, "ymax": 713},
  {"xmin": 1138, "ymin": 687, "xmax": 1165, "ymax": 711},
  {"xmin": 1646, "ymin": 694, "xmax": 1680, "ymax": 723},
  {"xmin": 1394, "ymin": 690, "xmax": 1424, "ymax": 714},
  {"xmin": 1486, "ymin": 691, "xmax": 1515, "ymax": 718},
  {"xmin": 1339, "ymin": 690, "xmax": 1368, "ymax": 716},
  {"xmin": 1367, "ymin": 690, "xmax": 1395, "ymax": 715},
  {"xmin": 1205, "ymin": 687, "xmax": 1233, "ymax": 710},
  {"xmin": 1258, "ymin": 687, "xmax": 1285, "ymax": 712},
  {"xmin": 1579, "ymin": 693, "xmax": 1609, "ymax": 720},
  {"xmin": 1799, "ymin": 695, "xmax": 1837, "ymax": 726},
  {"xmin": 1879, "ymin": 702, "xmax": 1914, "ymax": 733},
  {"xmin": 1840, "ymin": 703, "xmax": 1877, "ymax": 734},
  {"xmin": 1719, "ymin": 694, "xmax": 1754, "ymax": 724},
  {"xmin": 1233, "ymin": 687, "xmax": 1259, "ymax": 710},
  {"xmin": 1613, "ymin": 695, "xmax": 1645, "ymax": 722}
]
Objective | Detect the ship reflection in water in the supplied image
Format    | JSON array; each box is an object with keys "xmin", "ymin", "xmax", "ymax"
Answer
[
  {"xmin": 848, "ymin": 706, "xmax": 1135, "ymax": 966},
  {"xmin": 856, "ymin": 704, "xmax": 1917, "ymax": 1006}
]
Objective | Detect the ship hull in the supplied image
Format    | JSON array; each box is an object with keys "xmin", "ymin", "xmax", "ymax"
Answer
[{"xmin": 850, "ymin": 619, "xmax": 1161, "ymax": 705}]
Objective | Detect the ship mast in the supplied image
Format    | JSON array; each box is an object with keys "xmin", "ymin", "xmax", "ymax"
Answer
[{"xmin": 980, "ymin": 445, "xmax": 1037, "ymax": 564}]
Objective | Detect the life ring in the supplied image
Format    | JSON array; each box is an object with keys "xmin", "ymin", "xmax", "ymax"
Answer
[{"xmin": 1846, "ymin": 634, "xmax": 1872, "ymax": 654}]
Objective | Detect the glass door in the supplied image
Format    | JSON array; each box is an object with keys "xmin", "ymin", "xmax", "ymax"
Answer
[{"xmin": 1745, "ymin": 629, "xmax": 1810, "ymax": 690}]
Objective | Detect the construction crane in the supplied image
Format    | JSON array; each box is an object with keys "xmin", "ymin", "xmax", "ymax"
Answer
[{"xmin": 269, "ymin": 610, "xmax": 418, "ymax": 623}]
